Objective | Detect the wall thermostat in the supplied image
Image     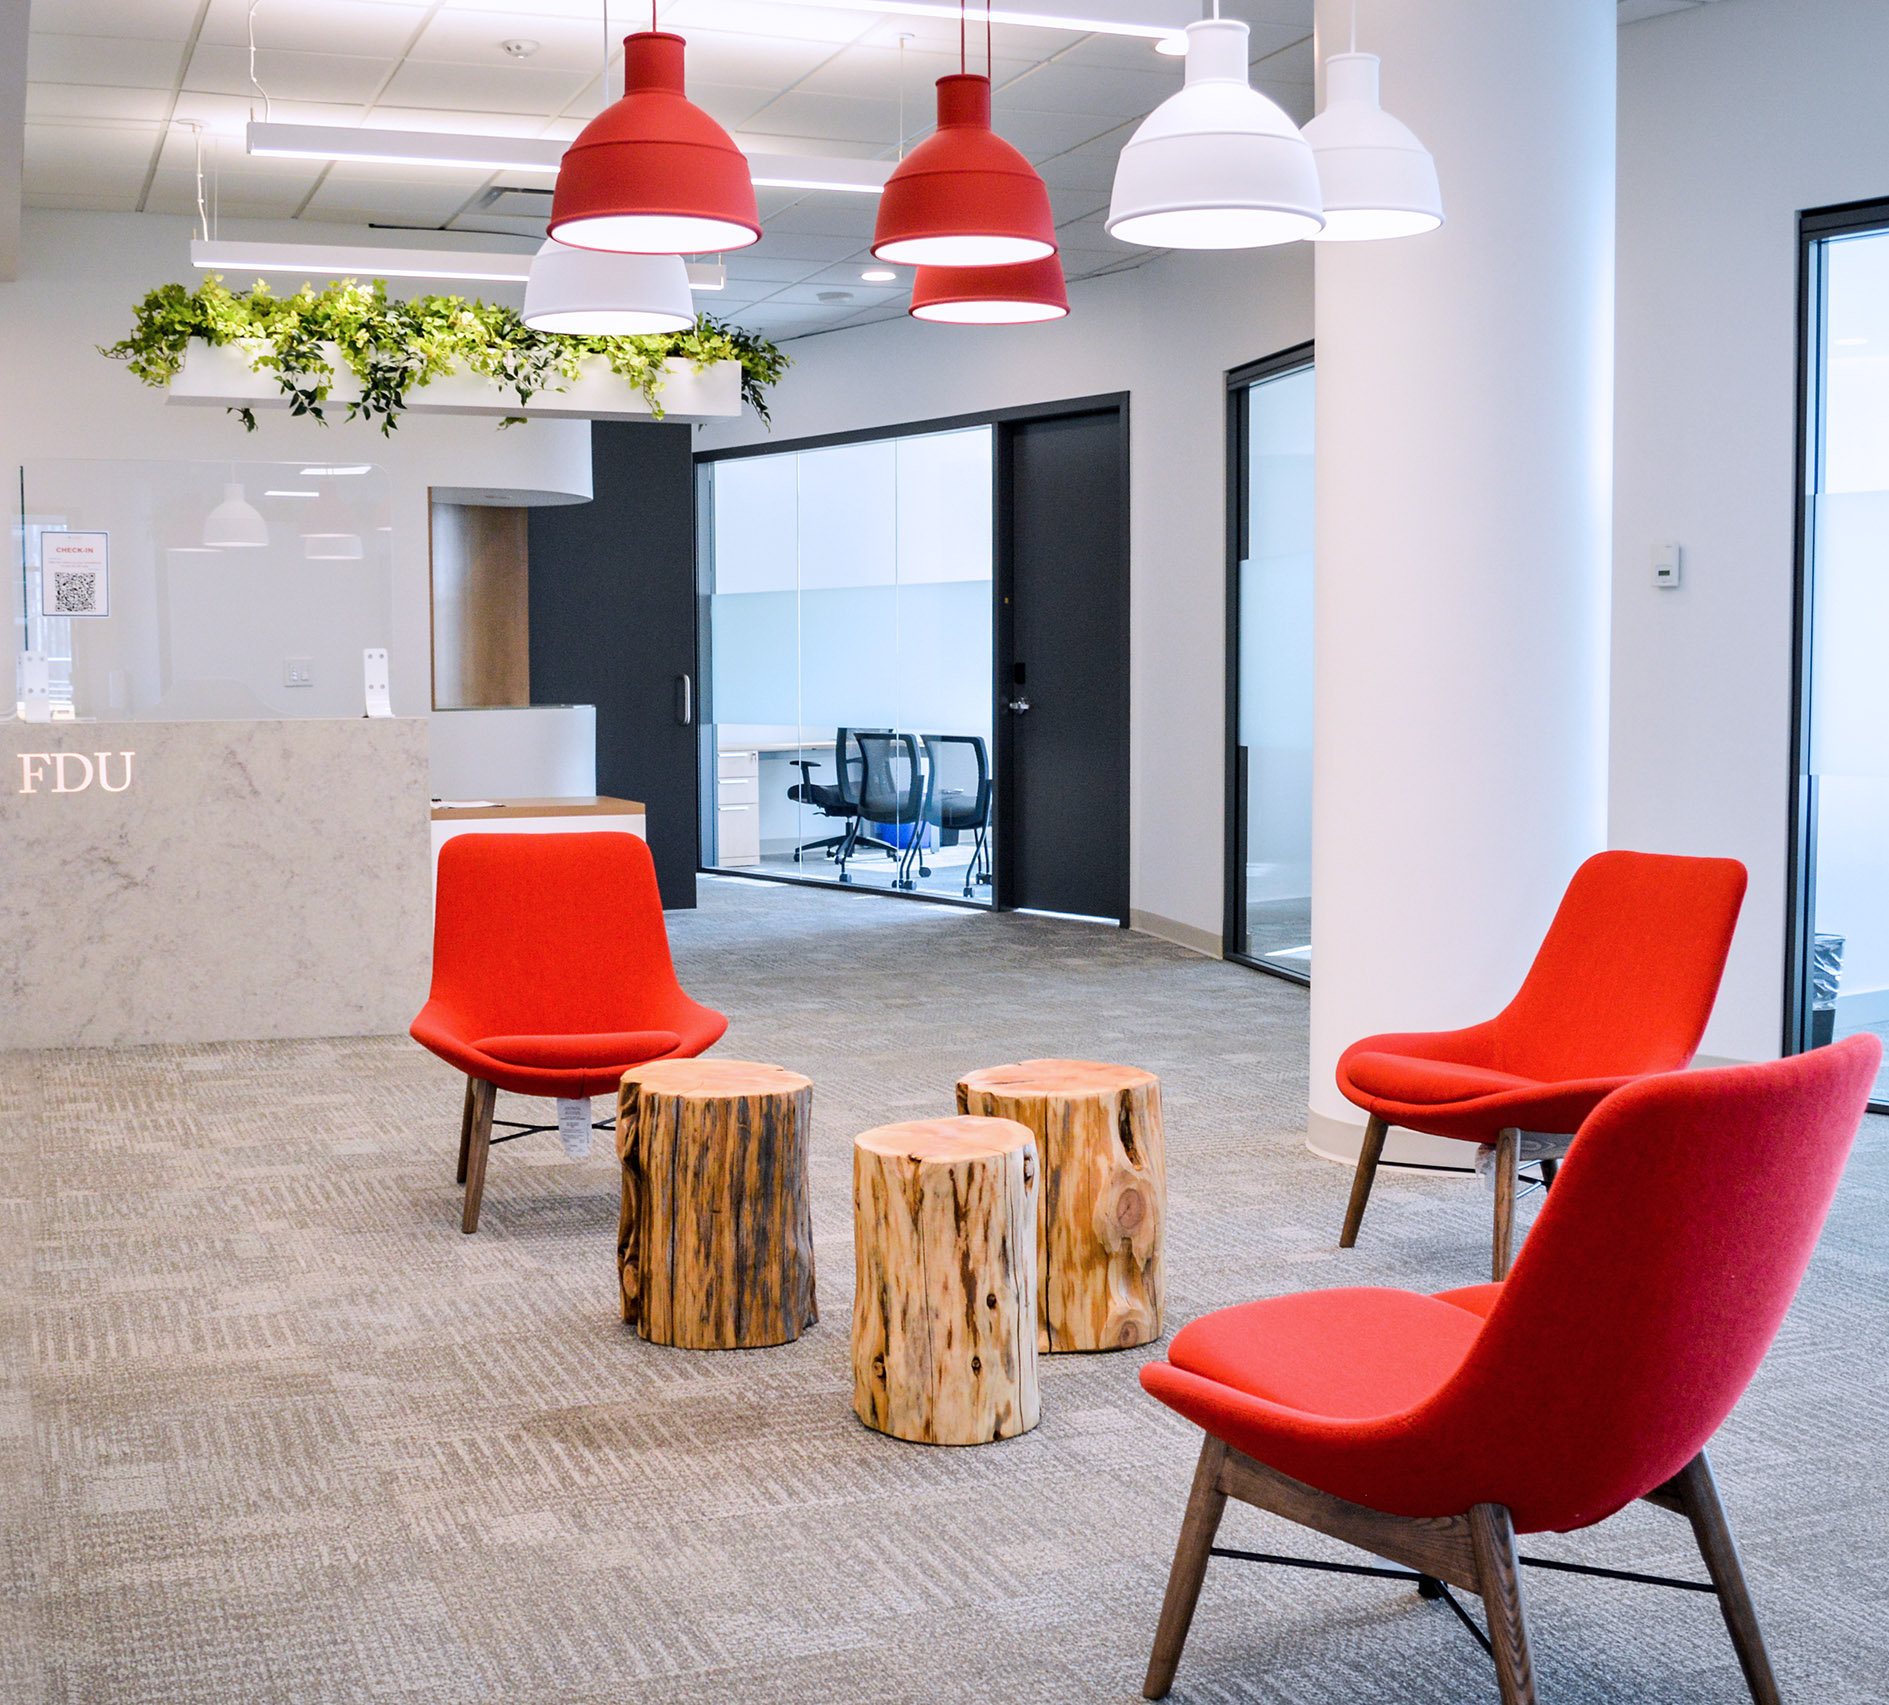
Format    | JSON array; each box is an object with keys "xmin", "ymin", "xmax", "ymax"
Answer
[{"xmin": 1653, "ymin": 541, "xmax": 1682, "ymax": 588}]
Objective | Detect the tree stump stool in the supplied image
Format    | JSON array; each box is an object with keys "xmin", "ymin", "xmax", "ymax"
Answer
[
  {"xmin": 616, "ymin": 1059, "xmax": 817, "ymax": 1350},
  {"xmin": 851, "ymin": 1117, "xmax": 1041, "ymax": 1445},
  {"xmin": 957, "ymin": 1059, "xmax": 1165, "ymax": 1352}
]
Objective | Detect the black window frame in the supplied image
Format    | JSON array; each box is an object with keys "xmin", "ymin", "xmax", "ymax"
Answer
[
  {"xmin": 1787, "ymin": 195, "xmax": 1889, "ymax": 1101},
  {"xmin": 1223, "ymin": 340, "xmax": 1316, "ymax": 984}
]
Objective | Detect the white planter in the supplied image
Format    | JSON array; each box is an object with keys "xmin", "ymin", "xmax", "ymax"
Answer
[{"xmin": 166, "ymin": 340, "xmax": 742, "ymax": 422}]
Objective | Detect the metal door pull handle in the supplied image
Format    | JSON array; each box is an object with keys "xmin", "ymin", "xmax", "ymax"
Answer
[{"xmin": 1007, "ymin": 697, "xmax": 1031, "ymax": 713}]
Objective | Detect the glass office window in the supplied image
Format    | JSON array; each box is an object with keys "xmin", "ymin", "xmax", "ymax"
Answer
[
  {"xmin": 11, "ymin": 459, "xmax": 393, "ymax": 721},
  {"xmin": 699, "ymin": 426, "xmax": 995, "ymax": 903},
  {"xmin": 1799, "ymin": 220, "xmax": 1889, "ymax": 1100},
  {"xmin": 1228, "ymin": 361, "xmax": 1315, "ymax": 980}
]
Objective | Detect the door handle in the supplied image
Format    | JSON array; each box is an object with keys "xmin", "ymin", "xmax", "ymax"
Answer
[
  {"xmin": 676, "ymin": 673, "xmax": 693, "ymax": 726},
  {"xmin": 1007, "ymin": 696, "xmax": 1031, "ymax": 714}
]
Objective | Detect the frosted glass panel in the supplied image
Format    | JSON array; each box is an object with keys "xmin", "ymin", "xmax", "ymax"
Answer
[
  {"xmin": 799, "ymin": 586, "xmax": 898, "ymax": 727},
  {"xmin": 12, "ymin": 458, "xmax": 392, "ymax": 720},
  {"xmin": 710, "ymin": 590, "xmax": 798, "ymax": 724},
  {"xmin": 1235, "ymin": 367, "xmax": 1315, "ymax": 977},
  {"xmin": 713, "ymin": 455, "xmax": 797, "ymax": 593},
  {"xmin": 798, "ymin": 441, "xmax": 896, "ymax": 590},
  {"xmin": 1804, "ymin": 223, "xmax": 1889, "ymax": 1097},
  {"xmin": 701, "ymin": 426, "xmax": 994, "ymax": 902},
  {"xmin": 897, "ymin": 429, "xmax": 994, "ymax": 584}
]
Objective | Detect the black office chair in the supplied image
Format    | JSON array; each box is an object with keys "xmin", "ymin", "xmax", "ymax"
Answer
[
  {"xmin": 786, "ymin": 728, "xmax": 879, "ymax": 865},
  {"xmin": 920, "ymin": 733, "xmax": 991, "ymax": 898},
  {"xmin": 852, "ymin": 731, "xmax": 928, "ymax": 890}
]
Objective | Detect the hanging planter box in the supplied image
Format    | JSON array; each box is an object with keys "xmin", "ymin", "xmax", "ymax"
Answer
[{"xmin": 165, "ymin": 338, "xmax": 743, "ymax": 422}]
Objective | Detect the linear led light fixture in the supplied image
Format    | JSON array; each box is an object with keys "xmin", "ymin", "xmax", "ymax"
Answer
[
  {"xmin": 191, "ymin": 240, "xmax": 725, "ymax": 290},
  {"xmin": 755, "ymin": 0, "xmax": 1189, "ymax": 48},
  {"xmin": 246, "ymin": 122, "xmax": 893, "ymax": 194}
]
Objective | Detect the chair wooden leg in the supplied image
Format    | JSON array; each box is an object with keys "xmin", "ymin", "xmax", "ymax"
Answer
[
  {"xmin": 462, "ymin": 1079, "xmax": 496, "ymax": 1235},
  {"xmin": 456, "ymin": 1074, "xmax": 476, "ymax": 1185},
  {"xmin": 1339, "ymin": 1114, "xmax": 1390, "ymax": 1249},
  {"xmin": 1143, "ymin": 1437, "xmax": 1231, "ymax": 1699},
  {"xmin": 1491, "ymin": 1128, "xmax": 1521, "ymax": 1281},
  {"xmin": 1469, "ymin": 1503, "xmax": 1537, "ymax": 1705},
  {"xmin": 1670, "ymin": 1452, "xmax": 1783, "ymax": 1705}
]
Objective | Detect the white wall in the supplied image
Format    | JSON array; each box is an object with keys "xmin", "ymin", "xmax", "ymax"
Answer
[
  {"xmin": 0, "ymin": 210, "xmax": 593, "ymax": 718},
  {"xmin": 1613, "ymin": 0, "xmax": 1889, "ymax": 1059},
  {"xmin": 697, "ymin": 244, "xmax": 1315, "ymax": 943}
]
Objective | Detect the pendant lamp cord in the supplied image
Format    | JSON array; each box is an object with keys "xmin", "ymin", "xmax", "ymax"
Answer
[
  {"xmin": 959, "ymin": 0, "xmax": 966, "ymax": 78},
  {"xmin": 1350, "ymin": 0, "xmax": 1358, "ymax": 52},
  {"xmin": 985, "ymin": 0, "xmax": 992, "ymax": 79},
  {"xmin": 247, "ymin": 0, "xmax": 271, "ymax": 120},
  {"xmin": 897, "ymin": 33, "xmax": 909, "ymax": 158}
]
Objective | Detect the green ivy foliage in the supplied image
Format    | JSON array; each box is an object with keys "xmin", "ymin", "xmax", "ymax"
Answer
[{"xmin": 100, "ymin": 275, "xmax": 790, "ymax": 434}]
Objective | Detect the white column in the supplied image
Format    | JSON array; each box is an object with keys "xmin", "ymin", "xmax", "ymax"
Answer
[{"xmin": 1308, "ymin": 0, "xmax": 1616, "ymax": 1165}]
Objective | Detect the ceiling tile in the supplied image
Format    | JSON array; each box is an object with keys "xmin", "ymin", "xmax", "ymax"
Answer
[
  {"xmin": 29, "ymin": 0, "xmax": 202, "ymax": 34},
  {"xmin": 27, "ymin": 32, "xmax": 188, "ymax": 89},
  {"xmin": 184, "ymin": 45, "xmax": 402, "ymax": 105},
  {"xmin": 990, "ymin": 106, "xmax": 1124, "ymax": 158},
  {"xmin": 375, "ymin": 59, "xmax": 593, "ymax": 115},
  {"xmin": 664, "ymin": 0, "xmax": 879, "ymax": 50},
  {"xmin": 407, "ymin": 12, "xmax": 612, "ymax": 76},
  {"xmin": 996, "ymin": 58, "xmax": 1178, "ymax": 118},
  {"xmin": 1033, "ymin": 131, "xmax": 1129, "ymax": 193},
  {"xmin": 27, "ymin": 83, "xmax": 173, "ymax": 122},
  {"xmin": 24, "ymin": 121, "xmax": 158, "ymax": 196},
  {"xmin": 199, "ymin": 0, "xmax": 433, "ymax": 56},
  {"xmin": 736, "ymin": 88, "xmax": 900, "ymax": 145}
]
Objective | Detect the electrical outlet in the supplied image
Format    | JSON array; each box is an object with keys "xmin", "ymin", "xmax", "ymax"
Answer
[{"xmin": 284, "ymin": 657, "xmax": 314, "ymax": 687}]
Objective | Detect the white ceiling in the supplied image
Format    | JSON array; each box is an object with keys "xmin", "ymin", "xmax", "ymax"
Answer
[{"xmin": 22, "ymin": 0, "xmax": 1701, "ymax": 341}]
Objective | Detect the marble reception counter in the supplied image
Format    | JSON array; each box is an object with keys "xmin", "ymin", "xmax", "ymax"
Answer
[{"xmin": 2, "ymin": 716, "xmax": 431, "ymax": 1048}]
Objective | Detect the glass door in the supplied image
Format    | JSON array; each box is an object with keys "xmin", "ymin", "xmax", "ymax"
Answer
[
  {"xmin": 696, "ymin": 425, "xmax": 996, "ymax": 904},
  {"xmin": 1225, "ymin": 348, "xmax": 1315, "ymax": 981},
  {"xmin": 1793, "ymin": 201, "xmax": 1889, "ymax": 1102}
]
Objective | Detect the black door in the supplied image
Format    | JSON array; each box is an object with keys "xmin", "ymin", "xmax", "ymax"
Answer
[
  {"xmin": 996, "ymin": 405, "xmax": 1130, "ymax": 923},
  {"xmin": 528, "ymin": 421, "xmax": 699, "ymax": 908}
]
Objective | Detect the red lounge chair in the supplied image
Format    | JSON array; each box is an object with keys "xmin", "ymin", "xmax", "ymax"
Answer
[
  {"xmin": 411, "ymin": 832, "xmax": 727, "ymax": 1232},
  {"xmin": 1140, "ymin": 1035, "xmax": 1879, "ymax": 1704},
  {"xmin": 1338, "ymin": 849, "xmax": 1747, "ymax": 1278}
]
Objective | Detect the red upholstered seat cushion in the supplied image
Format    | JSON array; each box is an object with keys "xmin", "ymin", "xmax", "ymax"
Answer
[
  {"xmin": 473, "ymin": 1031, "xmax": 681, "ymax": 1070},
  {"xmin": 1168, "ymin": 1288, "xmax": 1484, "ymax": 1421},
  {"xmin": 1343, "ymin": 1051, "xmax": 1540, "ymax": 1105}
]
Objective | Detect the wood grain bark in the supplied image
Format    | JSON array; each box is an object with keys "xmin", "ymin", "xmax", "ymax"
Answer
[
  {"xmin": 616, "ymin": 1059, "xmax": 817, "ymax": 1350},
  {"xmin": 851, "ymin": 1117, "xmax": 1040, "ymax": 1445},
  {"xmin": 957, "ymin": 1059, "xmax": 1165, "ymax": 1351}
]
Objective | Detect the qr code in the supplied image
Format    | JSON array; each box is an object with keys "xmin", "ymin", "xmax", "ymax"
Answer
[{"xmin": 52, "ymin": 571, "xmax": 99, "ymax": 614}]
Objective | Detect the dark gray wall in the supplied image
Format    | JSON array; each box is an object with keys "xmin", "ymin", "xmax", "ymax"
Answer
[{"xmin": 528, "ymin": 421, "xmax": 699, "ymax": 909}]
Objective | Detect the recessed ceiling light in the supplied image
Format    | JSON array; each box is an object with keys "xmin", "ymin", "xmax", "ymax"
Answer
[
  {"xmin": 861, "ymin": 268, "xmax": 897, "ymax": 282},
  {"xmin": 818, "ymin": 290, "xmax": 855, "ymax": 303},
  {"xmin": 264, "ymin": 489, "xmax": 320, "ymax": 498},
  {"xmin": 1154, "ymin": 33, "xmax": 1187, "ymax": 54},
  {"xmin": 300, "ymin": 466, "xmax": 373, "ymax": 477}
]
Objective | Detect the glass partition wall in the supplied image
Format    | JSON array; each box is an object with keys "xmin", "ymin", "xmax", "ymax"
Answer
[
  {"xmin": 1225, "ymin": 350, "xmax": 1315, "ymax": 980},
  {"xmin": 1793, "ymin": 203, "xmax": 1889, "ymax": 1102},
  {"xmin": 12, "ymin": 459, "xmax": 393, "ymax": 721},
  {"xmin": 698, "ymin": 426, "xmax": 996, "ymax": 903}
]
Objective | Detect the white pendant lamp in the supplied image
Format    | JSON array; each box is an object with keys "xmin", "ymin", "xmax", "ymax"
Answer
[
  {"xmin": 1302, "ymin": 52, "xmax": 1442, "ymax": 241},
  {"xmin": 203, "ymin": 483, "xmax": 268, "ymax": 548},
  {"xmin": 1107, "ymin": 17, "xmax": 1324, "ymax": 250},
  {"xmin": 522, "ymin": 238, "xmax": 694, "ymax": 334}
]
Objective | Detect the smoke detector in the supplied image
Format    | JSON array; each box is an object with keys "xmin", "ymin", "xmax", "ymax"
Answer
[{"xmin": 499, "ymin": 39, "xmax": 540, "ymax": 59}]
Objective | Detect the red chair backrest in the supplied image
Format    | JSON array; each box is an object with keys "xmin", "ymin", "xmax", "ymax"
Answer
[
  {"xmin": 428, "ymin": 832, "xmax": 688, "ymax": 1036},
  {"xmin": 1424, "ymin": 1034, "xmax": 1878, "ymax": 1532},
  {"xmin": 1483, "ymin": 849, "xmax": 1746, "ymax": 1081}
]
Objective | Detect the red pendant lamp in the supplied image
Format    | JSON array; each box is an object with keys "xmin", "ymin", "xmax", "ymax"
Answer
[
  {"xmin": 549, "ymin": 31, "xmax": 760, "ymax": 255},
  {"xmin": 910, "ymin": 254, "xmax": 1068, "ymax": 324},
  {"xmin": 872, "ymin": 72, "xmax": 1056, "ymax": 267}
]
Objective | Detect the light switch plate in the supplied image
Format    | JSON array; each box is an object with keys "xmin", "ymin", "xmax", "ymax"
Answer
[
  {"xmin": 283, "ymin": 657, "xmax": 313, "ymax": 687},
  {"xmin": 1653, "ymin": 541, "xmax": 1682, "ymax": 588}
]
